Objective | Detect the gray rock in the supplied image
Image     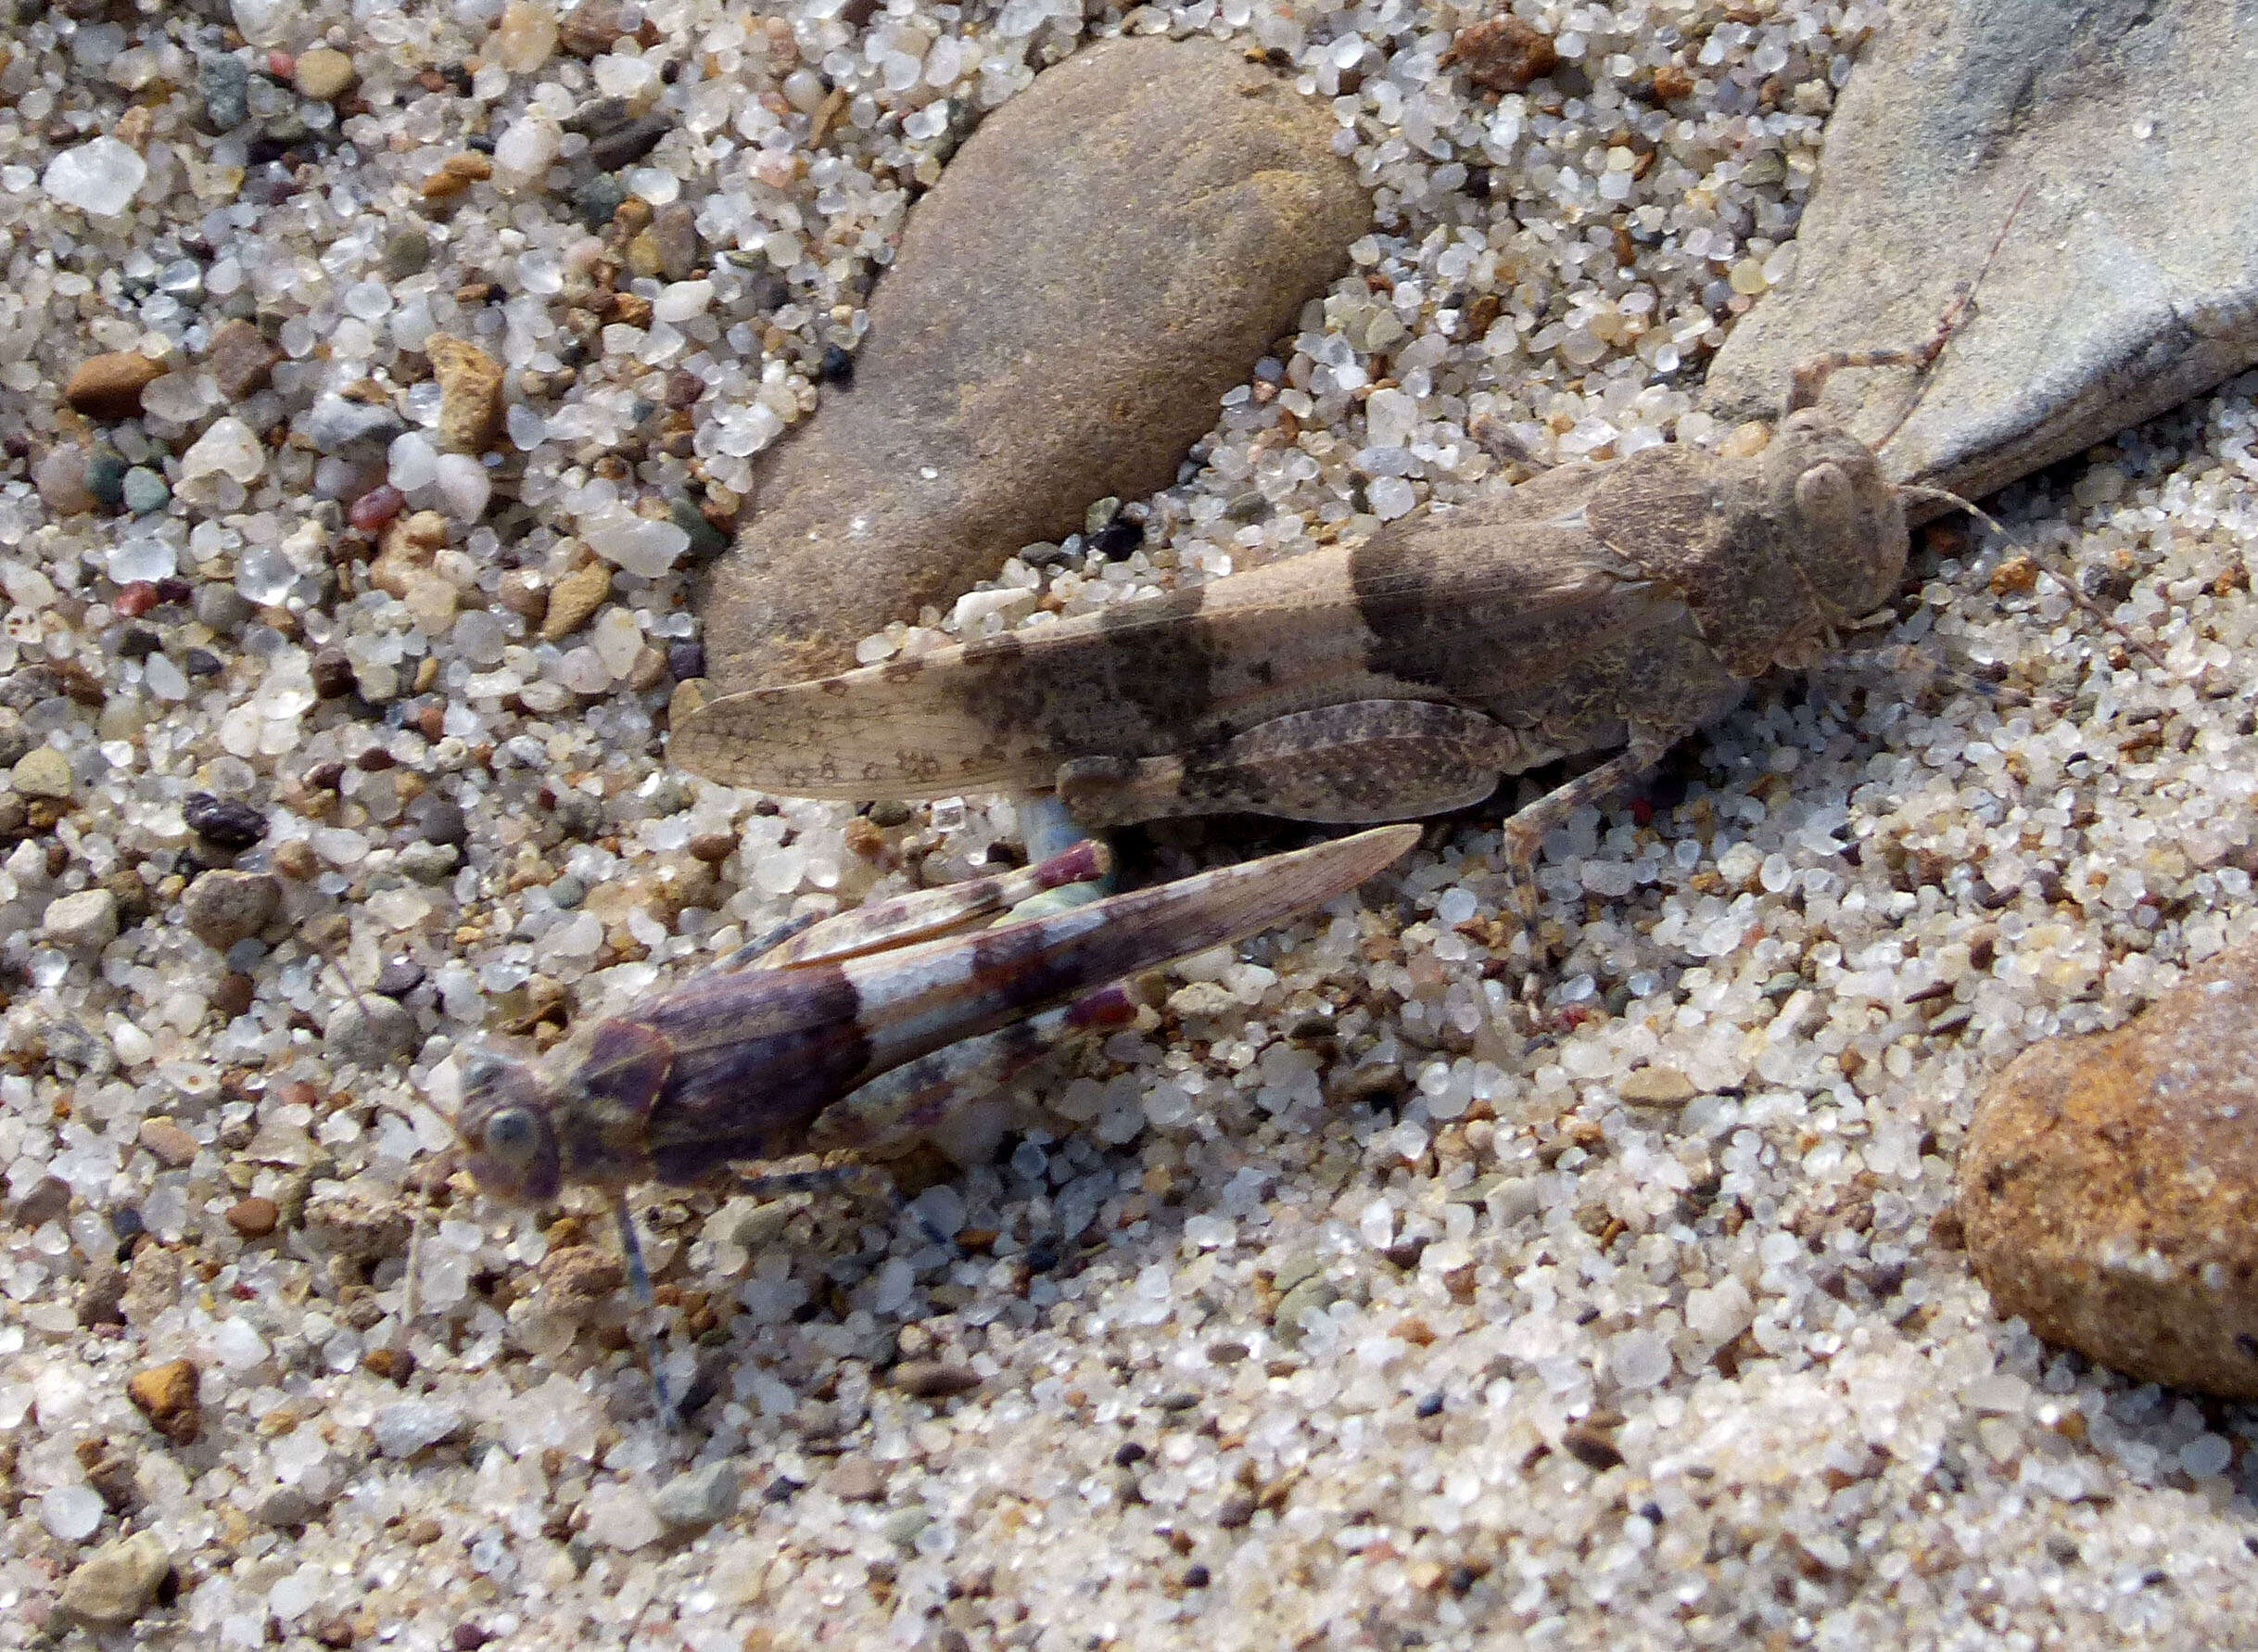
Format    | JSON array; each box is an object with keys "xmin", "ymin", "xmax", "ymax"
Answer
[
  {"xmin": 653, "ymin": 1459, "xmax": 741, "ymax": 1531},
  {"xmin": 193, "ymin": 582, "xmax": 257, "ymax": 633},
  {"xmin": 43, "ymin": 888, "xmax": 120, "ymax": 951},
  {"xmin": 0, "ymin": 707, "xmax": 31, "ymax": 769},
  {"xmin": 121, "ymin": 466, "xmax": 170, "ymax": 515},
  {"xmin": 1704, "ymin": 0, "xmax": 2258, "ymax": 504},
  {"xmin": 700, "ymin": 36, "xmax": 1370, "ymax": 691},
  {"xmin": 302, "ymin": 395, "xmax": 404, "ymax": 453},
  {"xmin": 197, "ymin": 52, "xmax": 249, "ymax": 133},
  {"xmin": 327, "ymin": 997, "xmax": 419, "ymax": 1066},
  {"xmin": 182, "ymin": 869, "xmax": 281, "ymax": 949},
  {"xmin": 57, "ymin": 1530, "xmax": 171, "ymax": 1631}
]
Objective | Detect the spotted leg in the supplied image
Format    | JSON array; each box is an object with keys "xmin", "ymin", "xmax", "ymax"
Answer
[
  {"xmin": 710, "ymin": 835, "xmax": 1112, "ymax": 973},
  {"xmin": 996, "ymin": 793, "xmax": 1119, "ymax": 922},
  {"xmin": 1056, "ymin": 699, "xmax": 1533, "ymax": 829},
  {"xmin": 1496, "ymin": 731, "xmax": 1682, "ymax": 922}
]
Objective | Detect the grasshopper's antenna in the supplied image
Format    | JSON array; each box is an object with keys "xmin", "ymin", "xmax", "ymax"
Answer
[
  {"xmin": 1909, "ymin": 487, "xmax": 2168, "ymax": 670},
  {"xmin": 1784, "ymin": 182, "xmax": 2035, "ymax": 439}
]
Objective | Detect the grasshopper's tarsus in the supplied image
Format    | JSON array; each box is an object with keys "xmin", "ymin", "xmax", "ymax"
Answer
[{"xmin": 611, "ymin": 1191, "xmax": 679, "ymax": 1426}]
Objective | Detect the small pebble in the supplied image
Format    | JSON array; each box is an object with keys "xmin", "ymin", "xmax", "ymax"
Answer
[
  {"xmin": 126, "ymin": 1358, "xmax": 202, "ymax": 1444},
  {"xmin": 67, "ymin": 352, "xmax": 167, "ymax": 421},
  {"xmin": 891, "ymin": 1360, "xmax": 982, "ymax": 1399},
  {"xmin": 205, "ymin": 317, "xmax": 281, "ymax": 400},
  {"xmin": 427, "ymin": 334, "xmax": 506, "ymax": 453},
  {"xmin": 138, "ymin": 1116, "xmax": 201, "ymax": 1168},
  {"xmin": 197, "ymin": 52, "xmax": 250, "ymax": 132},
  {"xmin": 12, "ymin": 744, "xmax": 74, "ymax": 799},
  {"xmin": 827, "ymin": 1458, "xmax": 888, "ymax": 1503},
  {"xmin": 57, "ymin": 1531, "xmax": 171, "ymax": 1631},
  {"xmin": 374, "ymin": 959, "xmax": 427, "ymax": 997},
  {"xmin": 540, "ymin": 560, "xmax": 613, "ymax": 641},
  {"xmin": 328, "ymin": 997, "xmax": 419, "ymax": 1066},
  {"xmin": 210, "ymin": 972, "xmax": 257, "ymax": 1019},
  {"xmin": 226, "ymin": 1196, "xmax": 280, "ymax": 1238},
  {"xmin": 383, "ymin": 225, "xmax": 433, "ymax": 279},
  {"xmin": 582, "ymin": 1483, "xmax": 663, "ymax": 1550},
  {"xmin": 119, "ymin": 466, "xmax": 170, "ymax": 515},
  {"xmin": 1617, "ymin": 1065, "xmax": 1698, "ymax": 1107},
  {"xmin": 303, "ymin": 396, "xmax": 404, "ymax": 453},
  {"xmin": 84, "ymin": 450, "xmax": 130, "ymax": 511},
  {"xmin": 1453, "ymin": 14, "xmax": 1559, "ymax": 92},
  {"xmin": 407, "ymin": 793, "xmax": 469, "ymax": 847},
  {"xmin": 293, "ymin": 46, "xmax": 357, "ymax": 102},
  {"xmin": 273, "ymin": 839, "xmax": 320, "ymax": 880},
  {"xmin": 183, "ymin": 869, "xmax": 282, "ymax": 948},
  {"xmin": 13, "ymin": 1175, "xmax": 71, "ymax": 1228},
  {"xmin": 43, "ymin": 888, "xmax": 120, "ymax": 951},
  {"xmin": 370, "ymin": 1399, "xmax": 464, "ymax": 1457},
  {"xmin": 653, "ymin": 1460, "xmax": 741, "ymax": 1531},
  {"xmin": 184, "ymin": 792, "xmax": 269, "ymax": 849}
]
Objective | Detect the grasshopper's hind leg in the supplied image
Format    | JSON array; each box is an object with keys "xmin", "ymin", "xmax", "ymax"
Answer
[
  {"xmin": 1058, "ymin": 700, "xmax": 1529, "ymax": 828},
  {"xmin": 994, "ymin": 793, "xmax": 1119, "ymax": 922},
  {"xmin": 807, "ymin": 985, "xmax": 1140, "ymax": 1156}
]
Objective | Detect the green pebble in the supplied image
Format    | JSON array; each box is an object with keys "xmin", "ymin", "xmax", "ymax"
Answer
[
  {"xmin": 121, "ymin": 466, "xmax": 170, "ymax": 515},
  {"xmin": 573, "ymin": 173, "xmax": 628, "ymax": 233},
  {"xmin": 383, "ymin": 226, "xmax": 432, "ymax": 279},
  {"xmin": 669, "ymin": 496, "xmax": 729, "ymax": 560},
  {"xmin": 83, "ymin": 451, "xmax": 129, "ymax": 512}
]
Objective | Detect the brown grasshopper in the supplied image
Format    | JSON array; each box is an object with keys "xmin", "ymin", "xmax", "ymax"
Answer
[
  {"xmin": 670, "ymin": 371, "xmax": 1994, "ymax": 867},
  {"xmin": 671, "ymin": 212, "xmax": 2066, "ymax": 866},
  {"xmin": 429, "ymin": 823, "xmax": 1414, "ymax": 1409}
]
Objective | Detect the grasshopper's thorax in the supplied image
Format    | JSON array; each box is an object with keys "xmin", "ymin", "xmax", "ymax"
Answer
[
  {"xmin": 1759, "ymin": 408, "xmax": 1909, "ymax": 625},
  {"xmin": 455, "ymin": 1045, "xmax": 655, "ymax": 1205}
]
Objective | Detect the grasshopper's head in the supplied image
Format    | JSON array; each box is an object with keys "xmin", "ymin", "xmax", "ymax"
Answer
[
  {"xmin": 453, "ymin": 1048, "xmax": 564, "ymax": 1204},
  {"xmin": 1761, "ymin": 407, "xmax": 1909, "ymax": 622}
]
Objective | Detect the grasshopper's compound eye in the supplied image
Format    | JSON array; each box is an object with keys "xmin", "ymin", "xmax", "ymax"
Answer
[
  {"xmin": 480, "ymin": 1106, "xmax": 543, "ymax": 1171},
  {"xmin": 1794, "ymin": 461, "xmax": 1855, "ymax": 537}
]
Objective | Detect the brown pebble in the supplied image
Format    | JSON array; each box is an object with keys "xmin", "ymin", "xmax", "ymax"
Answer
[
  {"xmin": 226, "ymin": 1196, "xmax": 280, "ymax": 1238},
  {"xmin": 420, "ymin": 152, "xmax": 493, "ymax": 199},
  {"xmin": 1452, "ymin": 14, "xmax": 1558, "ymax": 93},
  {"xmin": 211, "ymin": 972, "xmax": 257, "ymax": 1019},
  {"xmin": 540, "ymin": 558, "xmax": 612, "ymax": 641},
  {"xmin": 1559, "ymin": 1424, "xmax": 1625, "ymax": 1471},
  {"xmin": 1649, "ymin": 62, "xmax": 1695, "ymax": 101},
  {"xmin": 400, "ymin": 1515, "xmax": 445, "ymax": 1545},
  {"xmin": 13, "ymin": 1173, "xmax": 71, "ymax": 1228},
  {"xmin": 127, "ymin": 1357, "xmax": 203, "ymax": 1444},
  {"xmin": 1617, "ymin": 1065, "xmax": 1698, "ymax": 1107},
  {"xmin": 842, "ymin": 816, "xmax": 885, "ymax": 860},
  {"xmin": 890, "ymin": 1359, "xmax": 982, "ymax": 1399},
  {"xmin": 66, "ymin": 351, "xmax": 167, "ymax": 421},
  {"xmin": 427, "ymin": 333, "xmax": 506, "ymax": 453},
  {"xmin": 362, "ymin": 1345, "xmax": 416, "ymax": 1383},
  {"xmin": 273, "ymin": 839, "xmax": 320, "ymax": 880},
  {"xmin": 293, "ymin": 45, "xmax": 357, "ymax": 101},
  {"xmin": 686, "ymin": 831, "xmax": 736, "ymax": 863},
  {"xmin": 314, "ymin": 1616, "xmax": 360, "ymax": 1648},
  {"xmin": 137, "ymin": 1116, "xmax": 201, "ymax": 1169},
  {"xmin": 826, "ymin": 1457, "xmax": 888, "ymax": 1502},
  {"xmin": 698, "ymin": 35, "xmax": 1370, "ymax": 693},
  {"xmin": 205, "ymin": 318, "xmax": 281, "ymax": 400},
  {"xmin": 1960, "ymin": 939, "xmax": 2258, "ymax": 1398}
]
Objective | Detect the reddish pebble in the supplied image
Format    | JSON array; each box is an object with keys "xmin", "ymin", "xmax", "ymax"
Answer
[
  {"xmin": 115, "ymin": 581, "xmax": 158, "ymax": 618},
  {"xmin": 349, "ymin": 485, "xmax": 405, "ymax": 533},
  {"xmin": 268, "ymin": 49, "xmax": 296, "ymax": 77}
]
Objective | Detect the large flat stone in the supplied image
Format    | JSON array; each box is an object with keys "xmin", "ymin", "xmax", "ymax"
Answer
[
  {"xmin": 1704, "ymin": 0, "xmax": 2258, "ymax": 504},
  {"xmin": 703, "ymin": 35, "xmax": 1369, "ymax": 691}
]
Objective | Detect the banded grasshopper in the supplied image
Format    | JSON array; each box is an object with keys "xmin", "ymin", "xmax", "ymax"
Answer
[
  {"xmin": 671, "ymin": 214, "xmax": 2077, "ymax": 871},
  {"xmin": 427, "ymin": 824, "xmax": 1415, "ymax": 1409}
]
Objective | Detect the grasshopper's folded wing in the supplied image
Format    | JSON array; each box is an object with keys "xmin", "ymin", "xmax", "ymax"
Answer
[{"xmin": 673, "ymin": 477, "xmax": 1671, "ymax": 801}]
